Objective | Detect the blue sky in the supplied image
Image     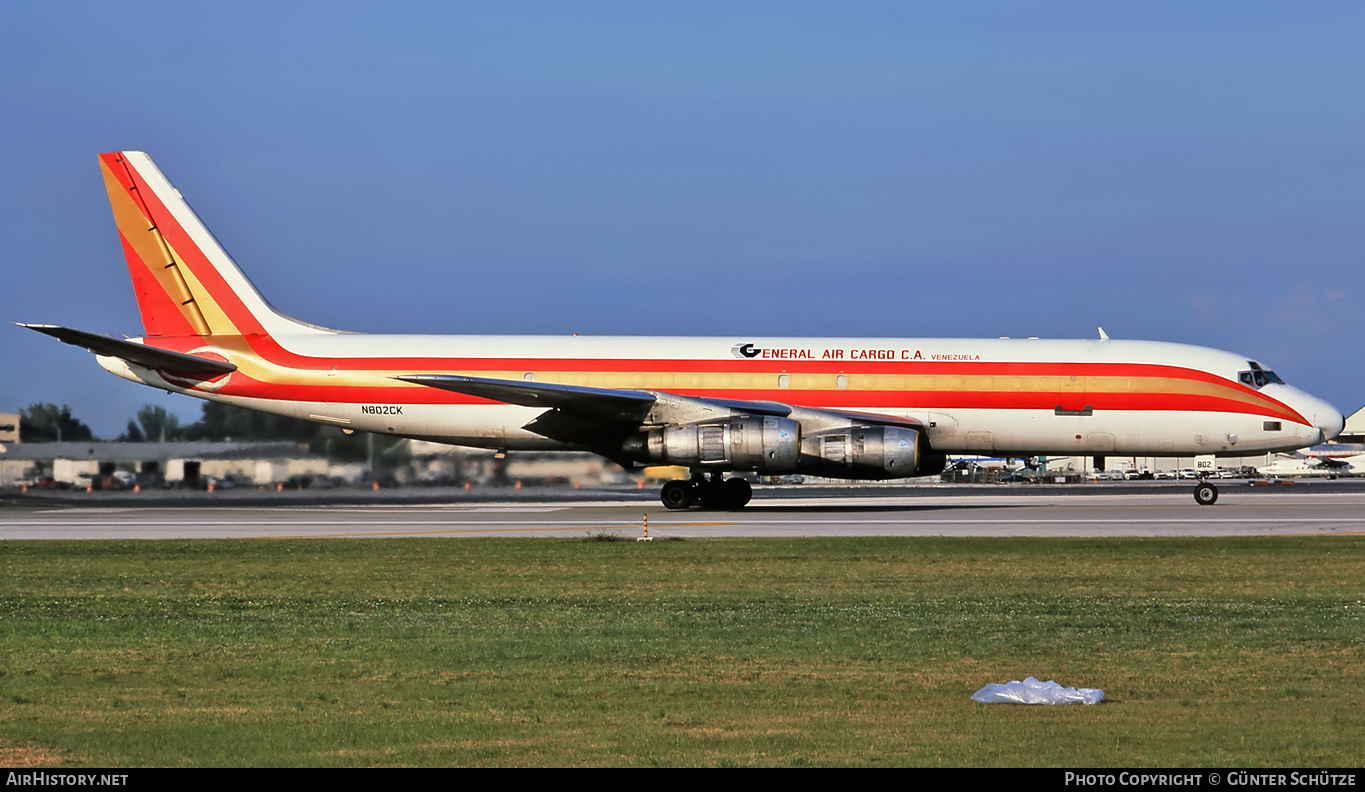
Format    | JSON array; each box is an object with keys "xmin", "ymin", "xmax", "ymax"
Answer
[{"xmin": 3, "ymin": 2, "xmax": 1363, "ymax": 435}]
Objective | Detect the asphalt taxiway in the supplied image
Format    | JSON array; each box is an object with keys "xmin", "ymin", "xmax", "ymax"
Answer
[{"xmin": 3, "ymin": 486, "xmax": 1364, "ymax": 539}]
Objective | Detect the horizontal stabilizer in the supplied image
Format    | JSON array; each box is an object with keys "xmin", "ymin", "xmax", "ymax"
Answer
[{"xmin": 17, "ymin": 324, "xmax": 237, "ymax": 376}]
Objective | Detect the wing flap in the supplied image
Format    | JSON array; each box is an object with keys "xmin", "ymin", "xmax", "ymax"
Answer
[{"xmin": 818, "ymin": 408, "xmax": 922, "ymax": 429}]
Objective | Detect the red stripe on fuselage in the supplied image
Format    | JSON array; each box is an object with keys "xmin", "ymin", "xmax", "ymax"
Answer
[
  {"xmin": 200, "ymin": 332, "xmax": 1247, "ymax": 384},
  {"xmin": 211, "ymin": 375, "xmax": 1302, "ymax": 423},
  {"xmin": 135, "ymin": 334, "xmax": 1307, "ymax": 425}
]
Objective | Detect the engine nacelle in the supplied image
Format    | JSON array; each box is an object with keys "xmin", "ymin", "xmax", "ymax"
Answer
[
  {"xmin": 796, "ymin": 426, "xmax": 945, "ymax": 479},
  {"xmin": 626, "ymin": 416, "xmax": 800, "ymax": 472}
]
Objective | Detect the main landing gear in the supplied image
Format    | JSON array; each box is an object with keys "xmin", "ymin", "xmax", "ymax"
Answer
[
  {"xmin": 660, "ymin": 472, "xmax": 753, "ymax": 510},
  {"xmin": 1193, "ymin": 480, "xmax": 1219, "ymax": 506}
]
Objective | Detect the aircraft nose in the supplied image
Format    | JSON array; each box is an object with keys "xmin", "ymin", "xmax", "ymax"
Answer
[
  {"xmin": 1280, "ymin": 387, "xmax": 1343, "ymax": 445},
  {"xmin": 1316, "ymin": 403, "xmax": 1345, "ymax": 443},
  {"xmin": 1296, "ymin": 390, "xmax": 1344, "ymax": 444}
]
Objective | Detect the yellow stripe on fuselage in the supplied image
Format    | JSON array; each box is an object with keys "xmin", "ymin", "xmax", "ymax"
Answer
[{"xmin": 189, "ymin": 339, "xmax": 1294, "ymax": 421}]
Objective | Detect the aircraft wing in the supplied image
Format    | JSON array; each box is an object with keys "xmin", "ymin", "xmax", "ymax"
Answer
[
  {"xmin": 396, "ymin": 374, "xmax": 921, "ymax": 443},
  {"xmin": 394, "ymin": 374, "xmax": 657, "ymax": 423},
  {"xmin": 799, "ymin": 407, "xmax": 922, "ymax": 429},
  {"xmin": 18, "ymin": 324, "xmax": 237, "ymax": 376}
]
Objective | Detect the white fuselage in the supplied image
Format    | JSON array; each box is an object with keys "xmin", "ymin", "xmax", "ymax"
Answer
[{"xmin": 102, "ymin": 333, "xmax": 1342, "ymax": 459}]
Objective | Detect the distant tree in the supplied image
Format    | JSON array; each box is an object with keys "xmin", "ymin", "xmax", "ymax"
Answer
[
  {"xmin": 134, "ymin": 405, "xmax": 182, "ymax": 442},
  {"xmin": 19, "ymin": 403, "xmax": 95, "ymax": 443},
  {"xmin": 184, "ymin": 401, "xmax": 317, "ymax": 442},
  {"xmin": 182, "ymin": 401, "xmax": 377, "ymax": 461},
  {"xmin": 118, "ymin": 419, "xmax": 146, "ymax": 442}
]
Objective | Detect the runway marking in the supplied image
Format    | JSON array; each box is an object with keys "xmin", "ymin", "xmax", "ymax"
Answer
[
  {"xmin": 275, "ymin": 525, "xmax": 624, "ymax": 538},
  {"xmin": 7, "ymin": 492, "xmax": 1365, "ymax": 539},
  {"xmin": 7, "ymin": 515, "xmax": 1365, "ymax": 525},
  {"xmin": 266, "ymin": 521, "xmax": 739, "ymax": 538},
  {"xmin": 0, "ymin": 519, "xmax": 737, "ymax": 528},
  {"xmin": 670, "ymin": 517, "xmax": 1365, "ymax": 525}
]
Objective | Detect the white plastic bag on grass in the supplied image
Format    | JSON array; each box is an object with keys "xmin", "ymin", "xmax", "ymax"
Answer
[{"xmin": 971, "ymin": 676, "xmax": 1104, "ymax": 705}]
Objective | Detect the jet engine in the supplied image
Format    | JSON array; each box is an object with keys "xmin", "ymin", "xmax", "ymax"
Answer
[
  {"xmin": 795, "ymin": 426, "xmax": 945, "ymax": 479},
  {"xmin": 625, "ymin": 416, "xmax": 800, "ymax": 472}
]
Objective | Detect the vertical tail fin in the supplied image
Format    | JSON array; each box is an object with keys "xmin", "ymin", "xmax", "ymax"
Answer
[{"xmin": 98, "ymin": 151, "xmax": 332, "ymax": 338}]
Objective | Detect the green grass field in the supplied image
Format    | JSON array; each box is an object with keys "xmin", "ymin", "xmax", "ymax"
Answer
[{"xmin": 1, "ymin": 536, "xmax": 1362, "ymax": 767}]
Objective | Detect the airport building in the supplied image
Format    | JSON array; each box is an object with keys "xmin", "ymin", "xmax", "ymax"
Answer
[
  {"xmin": 6, "ymin": 404, "xmax": 1362, "ymax": 490},
  {"xmin": 0, "ymin": 436, "xmax": 635, "ymax": 491},
  {"xmin": 0, "ymin": 440, "xmax": 332, "ymax": 489},
  {"xmin": 1335, "ymin": 405, "xmax": 1365, "ymax": 444}
]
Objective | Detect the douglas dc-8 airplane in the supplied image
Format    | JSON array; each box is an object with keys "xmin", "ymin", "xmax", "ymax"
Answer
[{"xmin": 21, "ymin": 152, "xmax": 1344, "ymax": 508}]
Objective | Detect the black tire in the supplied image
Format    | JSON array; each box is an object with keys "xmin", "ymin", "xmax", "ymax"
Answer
[
  {"xmin": 698, "ymin": 482, "xmax": 728, "ymax": 510},
  {"xmin": 723, "ymin": 478, "xmax": 753, "ymax": 508},
  {"xmin": 661, "ymin": 480, "xmax": 695, "ymax": 510},
  {"xmin": 1194, "ymin": 482, "xmax": 1219, "ymax": 506}
]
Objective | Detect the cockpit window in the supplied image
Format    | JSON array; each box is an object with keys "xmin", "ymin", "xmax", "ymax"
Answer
[{"xmin": 1238, "ymin": 361, "xmax": 1284, "ymax": 390}]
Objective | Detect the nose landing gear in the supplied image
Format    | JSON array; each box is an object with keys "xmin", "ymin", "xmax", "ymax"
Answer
[
  {"xmin": 1193, "ymin": 480, "xmax": 1219, "ymax": 505},
  {"xmin": 660, "ymin": 472, "xmax": 753, "ymax": 510}
]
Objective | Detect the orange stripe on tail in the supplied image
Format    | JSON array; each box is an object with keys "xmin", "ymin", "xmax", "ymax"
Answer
[
  {"xmin": 97, "ymin": 151, "xmax": 336, "ymax": 341},
  {"xmin": 99, "ymin": 152, "xmax": 213, "ymax": 337}
]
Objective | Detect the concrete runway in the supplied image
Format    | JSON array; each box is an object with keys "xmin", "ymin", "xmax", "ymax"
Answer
[{"xmin": 4, "ymin": 488, "xmax": 1365, "ymax": 539}]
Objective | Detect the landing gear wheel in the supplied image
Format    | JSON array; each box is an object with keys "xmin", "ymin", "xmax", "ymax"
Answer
[
  {"xmin": 698, "ymin": 482, "xmax": 728, "ymax": 510},
  {"xmin": 1194, "ymin": 481, "xmax": 1219, "ymax": 506},
  {"xmin": 723, "ymin": 478, "xmax": 752, "ymax": 509},
  {"xmin": 661, "ymin": 480, "xmax": 695, "ymax": 510}
]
